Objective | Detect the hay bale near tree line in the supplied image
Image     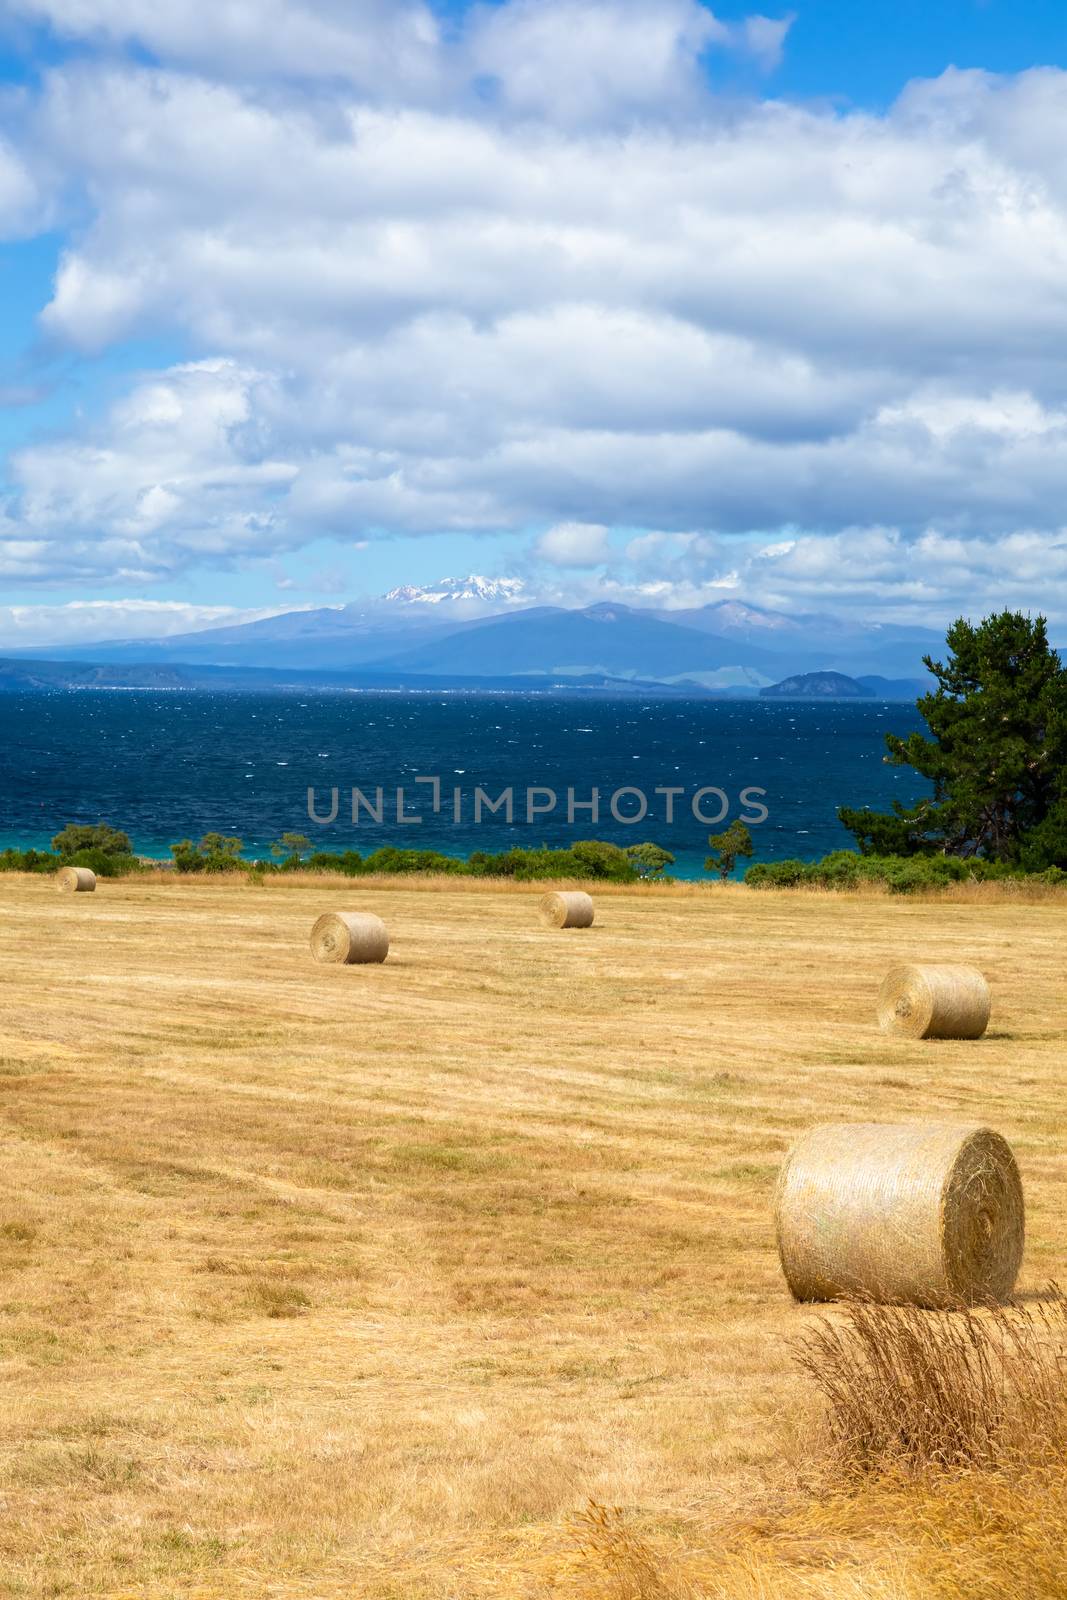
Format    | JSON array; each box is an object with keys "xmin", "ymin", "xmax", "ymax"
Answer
[
  {"xmin": 310, "ymin": 912, "xmax": 389, "ymax": 965},
  {"xmin": 878, "ymin": 963, "xmax": 991, "ymax": 1039},
  {"xmin": 774, "ymin": 1122, "xmax": 1024, "ymax": 1309},
  {"xmin": 56, "ymin": 866, "xmax": 96, "ymax": 893},
  {"xmin": 539, "ymin": 891, "xmax": 595, "ymax": 929}
]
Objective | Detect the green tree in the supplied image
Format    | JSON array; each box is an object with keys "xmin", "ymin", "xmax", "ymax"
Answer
[
  {"xmin": 170, "ymin": 839, "xmax": 207, "ymax": 873},
  {"xmin": 570, "ymin": 839, "xmax": 634, "ymax": 880},
  {"xmin": 199, "ymin": 832, "xmax": 243, "ymax": 860},
  {"xmin": 839, "ymin": 611, "xmax": 1067, "ymax": 864},
  {"xmin": 270, "ymin": 832, "xmax": 312, "ymax": 861},
  {"xmin": 705, "ymin": 820, "xmax": 753, "ymax": 881},
  {"xmin": 52, "ymin": 821, "xmax": 132, "ymax": 858},
  {"xmin": 624, "ymin": 842, "xmax": 675, "ymax": 878}
]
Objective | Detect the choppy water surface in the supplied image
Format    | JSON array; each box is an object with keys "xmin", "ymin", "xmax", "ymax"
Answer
[{"xmin": 0, "ymin": 690, "xmax": 928, "ymax": 878}]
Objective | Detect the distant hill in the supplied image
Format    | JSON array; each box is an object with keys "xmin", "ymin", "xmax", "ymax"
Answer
[
  {"xmin": 0, "ymin": 658, "xmax": 370, "ymax": 693},
  {"xmin": 655, "ymin": 599, "xmax": 818, "ymax": 641},
  {"xmin": 10, "ymin": 576, "xmax": 533, "ymax": 672},
  {"xmin": 373, "ymin": 602, "xmax": 788, "ymax": 681},
  {"xmin": 660, "ymin": 601, "xmax": 944, "ymax": 677},
  {"xmin": 4, "ymin": 576, "xmax": 966, "ymax": 687},
  {"xmin": 857, "ymin": 674, "xmax": 927, "ymax": 700},
  {"xmin": 0, "ymin": 656, "xmax": 746, "ymax": 697},
  {"xmin": 760, "ymin": 671, "xmax": 873, "ymax": 699},
  {"xmin": 11, "ymin": 606, "xmax": 471, "ymax": 672}
]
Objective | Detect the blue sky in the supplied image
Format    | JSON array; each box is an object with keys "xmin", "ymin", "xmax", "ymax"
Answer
[
  {"xmin": 9, "ymin": 1, "xmax": 1067, "ymax": 104},
  {"xmin": 717, "ymin": 0, "xmax": 1067, "ymax": 104},
  {"xmin": 2, "ymin": 0, "xmax": 1067, "ymax": 644}
]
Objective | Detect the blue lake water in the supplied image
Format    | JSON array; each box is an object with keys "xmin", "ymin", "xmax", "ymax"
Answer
[{"xmin": 0, "ymin": 689, "xmax": 929, "ymax": 878}]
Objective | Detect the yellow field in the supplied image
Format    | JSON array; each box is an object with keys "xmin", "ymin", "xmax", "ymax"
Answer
[{"xmin": 1, "ymin": 873, "xmax": 1065, "ymax": 1598}]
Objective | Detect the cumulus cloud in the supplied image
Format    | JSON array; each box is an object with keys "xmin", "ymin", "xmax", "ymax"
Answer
[
  {"xmin": 2, "ymin": 0, "xmax": 444, "ymax": 94},
  {"xmin": 745, "ymin": 525, "xmax": 1067, "ymax": 626},
  {"xmin": 0, "ymin": 598, "xmax": 292, "ymax": 648},
  {"xmin": 465, "ymin": 0, "xmax": 728, "ymax": 124},
  {"xmin": 535, "ymin": 520, "xmax": 612, "ymax": 565},
  {"xmin": 3, "ymin": 7, "xmax": 1067, "ymax": 620},
  {"xmin": 518, "ymin": 521, "xmax": 1067, "ymax": 630},
  {"xmin": 4, "ymin": 0, "xmax": 784, "ymax": 113},
  {"xmin": 3, "ymin": 359, "xmax": 296, "ymax": 580}
]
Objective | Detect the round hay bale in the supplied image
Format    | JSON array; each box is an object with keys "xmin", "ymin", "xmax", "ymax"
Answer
[
  {"xmin": 540, "ymin": 890, "xmax": 594, "ymax": 929},
  {"xmin": 774, "ymin": 1122, "xmax": 1024, "ymax": 1308},
  {"xmin": 310, "ymin": 911, "xmax": 389, "ymax": 965},
  {"xmin": 56, "ymin": 866, "xmax": 96, "ymax": 893},
  {"xmin": 878, "ymin": 963, "xmax": 990, "ymax": 1039}
]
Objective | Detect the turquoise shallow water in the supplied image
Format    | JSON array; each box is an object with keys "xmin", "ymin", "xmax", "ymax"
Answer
[{"xmin": 0, "ymin": 689, "xmax": 928, "ymax": 878}]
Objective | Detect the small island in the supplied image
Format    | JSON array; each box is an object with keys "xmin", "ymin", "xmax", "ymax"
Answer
[{"xmin": 759, "ymin": 670, "xmax": 872, "ymax": 699}]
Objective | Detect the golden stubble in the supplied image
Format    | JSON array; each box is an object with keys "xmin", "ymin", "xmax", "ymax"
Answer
[{"xmin": 0, "ymin": 872, "xmax": 1065, "ymax": 1597}]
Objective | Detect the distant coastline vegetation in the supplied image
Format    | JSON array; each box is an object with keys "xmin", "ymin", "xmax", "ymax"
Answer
[
  {"xmin": 6, "ymin": 610, "xmax": 1065, "ymax": 892},
  {"xmin": 0, "ymin": 824, "xmax": 679, "ymax": 885}
]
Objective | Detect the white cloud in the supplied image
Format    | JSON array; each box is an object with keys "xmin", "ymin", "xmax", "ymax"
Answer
[
  {"xmin": 0, "ymin": 598, "xmax": 293, "ymax": 648},
  {"xmin": 739, "ymin": 12, "xmax": 794, "ymax": 72},
  {"xmin": 522, "ymin": 522, "xmax": 1067, "ymax": 629},
  {"xmin": 535, "ymin": 520, "xmax": 611, "ymax": 565},
  {"xmin": 3, "ymin": 14, "xmax": 1067, "ymax": 619},
  {"xmin": 4, "ymin": 0, "xmax": 783, "ymax": 114},
  {"xmin": 2, "ymin": 0, "xmax": 444, "ymax": 93},
  {"xmin": 742, "ymin": 524, "xmax": 1067, "ymax": 626},
  {"xmin": 4, "ymin": 359, "xmax": 296, "ymax": 580},
  {"xmin": 465, "ymin": 0, "xmax": 728, "ymax": 125}
]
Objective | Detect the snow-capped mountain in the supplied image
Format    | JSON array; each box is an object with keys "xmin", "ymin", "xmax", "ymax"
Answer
[
  {"xmin": 8, "ymin": 574, "xmax": 944, "ymax": 689},
  {"xmin": 656, "ymin": 599, "xmax": 814, "ymax": 637},
  {"xmin": 384, "ymin": 575, "xmax": 526, "ymax": 607}
]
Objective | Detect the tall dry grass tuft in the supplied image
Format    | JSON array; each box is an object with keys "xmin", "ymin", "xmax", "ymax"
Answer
[
  {"xmin": 561, "ymin": 1503, "xmax": 697, "ymax": 1600},
  {"xmin": 554, "ymin": 1501, "xmax": 912, "ymax": 1600},
  {"xmin": 795, "ymin": 1292, "xmax": 1067, "ymax": 1478}
]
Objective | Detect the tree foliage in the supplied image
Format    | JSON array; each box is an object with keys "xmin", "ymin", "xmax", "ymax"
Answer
[
  {"xmin": 746, "ymin": 849, "xmax": 1067, "ymax": 894},
  {"xmin": 839, "ymin": 612, "xmax": 1067, "ymax": 866},
  {"xmin": 52, "ymin": 821, "xmax": 132, "ymax": 858},
  {"xmin": 624, "ymin": 842, "xmax": 676, "ymax": 878},
  {"xmin": 171, "ymin": 834, "xmax": 246, "ymax": 872},
  {"xmin": 705, "ymin": 820, "xmax": 754, "ymax": 881},
  {"xmin": 270, "ymin": 832, "xmax": 312, "ymax": 861}
]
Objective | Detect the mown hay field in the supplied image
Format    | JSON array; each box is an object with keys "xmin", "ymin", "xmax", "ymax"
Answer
[{"xmin": 1, "ymin": 873, "xmax": 1066, "ymax": 1598}]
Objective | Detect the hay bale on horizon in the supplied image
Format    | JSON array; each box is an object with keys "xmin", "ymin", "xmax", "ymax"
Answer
[
  {"xmin": 774, "ymin": 1121, "xmax": 1024, "ymax": 1308},
  {"xmin": 56, "ymin": 866, "xmax": 96, "ymax": 893},
  {"xmin": 310, "ymin": 911, "xmax": 389, "ymax": 965},
  {"xmin": 878, "ymin": 963, "xmax": 991, "ymax": 1039},
  {"xmin": 539, "ymin": 891, "xmax": 594, "ymax": 929}
]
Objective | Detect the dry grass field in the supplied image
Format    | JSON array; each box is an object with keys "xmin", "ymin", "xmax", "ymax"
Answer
[{"xmin": 1, "ymin": 872, "xmax": 1066, "ymax": 1599}]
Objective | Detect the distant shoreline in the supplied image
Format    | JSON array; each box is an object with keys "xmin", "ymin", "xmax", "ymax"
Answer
[{"xmin": 0, "ymin": 663, "xmax": 921, "ymax": 702}]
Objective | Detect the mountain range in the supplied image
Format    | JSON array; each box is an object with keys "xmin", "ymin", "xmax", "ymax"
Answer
[{"xmin": 6, "ymin": 576, "xmax": 956, "ymax": 697}]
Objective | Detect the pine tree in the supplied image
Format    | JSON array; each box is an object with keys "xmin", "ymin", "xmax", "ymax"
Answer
[
  {"xmin": 839, "ymin": 611, "xmax": 1067, "ymax": 864},
  {"xmin": 705, "ymin": 820, "xmax": 754, "ymax": 881}
]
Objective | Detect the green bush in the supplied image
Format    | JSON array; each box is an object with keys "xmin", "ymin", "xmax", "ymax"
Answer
[
  {"xmin": 1, "ymin": 832, "xmax": 660, "ymax": 885},
  {"xmin": 745, "ymin": 858, "xmax": 809, "ymax": 888},
  {"xmin": 0, "ymin": 819, "xmax": 142, "ymax": 876},
  {"xmin": 302, "ymin": 850, "xmax": 364, "ymax": 875},
  {"xmin": 744, "ymin": 851, "xmax": 1050, "ymax": 895},
  {"xmin": 361, "ymin": 846, "xmax": 467, "ymax": 875},
  {"xmin": 52, "ymin": 821, "xmax": 132, "ymax": 858},
  {"xmin": 170, "ymin": 837, "xmax": 248, "ymax": 874},
  {"xmin": 0, "ymin": 847, "xmax": 62, "ymax": 874},
  {"xmin": 466, "ymin": 842, "xmax": 639, "ymax": 882},
  {"xmin": 64, "ymin": 847, "xmax": 141, "ymax": 879},
  {"xmin": 0, "ymin": 845, "xmax": 140, "ymax": 877}
]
